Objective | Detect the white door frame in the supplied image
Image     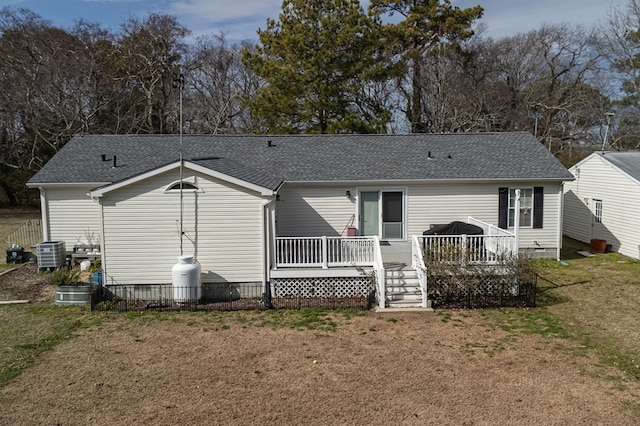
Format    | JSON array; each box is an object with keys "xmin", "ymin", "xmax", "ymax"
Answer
[{"xmin": 355, "ymin": 187, "xmax": 407, "ymax": 240}]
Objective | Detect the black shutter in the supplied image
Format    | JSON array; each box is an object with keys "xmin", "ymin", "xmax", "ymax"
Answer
[
  {"xmin": 498, "ymin": 187, "xmax": 508, "ymax": 229},
  {"xmin": 533, "ymin": 186, "xmax": 544, "ymax": 229}
]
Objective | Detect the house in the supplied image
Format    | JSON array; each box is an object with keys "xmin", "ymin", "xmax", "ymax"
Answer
[
  {"xmin": 563, "ymin": 151, "xmax": 640, "ymax": 259},
  {"xmin": 27, "ymin": 132, "xmax": 573, "ymax": 308}
]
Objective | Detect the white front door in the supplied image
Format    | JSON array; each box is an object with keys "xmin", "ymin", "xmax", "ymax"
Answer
[{"xmin": 591, "ymin": 199, "xmax": 603, "ymax": 240}]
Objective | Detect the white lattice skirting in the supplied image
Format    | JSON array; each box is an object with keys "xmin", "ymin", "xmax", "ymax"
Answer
[{"xmin": 272, "ymin": 277, "xmax": 375, "ymax": 298}]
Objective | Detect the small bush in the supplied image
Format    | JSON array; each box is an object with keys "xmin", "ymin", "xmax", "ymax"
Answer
[{"xmin": 49, "ymin": 268, "xmax": 82, "ymax": 287}]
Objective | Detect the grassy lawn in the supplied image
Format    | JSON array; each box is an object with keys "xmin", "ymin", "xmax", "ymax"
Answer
[
  {"xmin": 536, "ymin": 237, "xmax": 640, "ymax": 378},
  {"xmin": 1, "ymin": 237, "xmax": 639, "ymax": 386},
  {"xmin": 1, "ymin": 235, "xmax": 640, "ymax": 424}
]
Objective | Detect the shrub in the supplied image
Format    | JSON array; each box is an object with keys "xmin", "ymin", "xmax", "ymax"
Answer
[{"xmin": 49, "ymin": 268, "xmax": 82, "ymax": 287}]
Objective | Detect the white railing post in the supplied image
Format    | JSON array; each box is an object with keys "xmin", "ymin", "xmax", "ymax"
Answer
[
  {"xmin": 461, "ymin": 234, "xmax": 467, "ymax": 265},
  {"xmin": 372, "ymin": 236, "xmax": 385, "ymax": 309},
  {"xmin": 321, "ymin": 236, "xmax": 328, "ymax": 269},
  {"xmin": 412, "ymin": 236, "xmax": 428, "ymax": 308},
  {"xmin": 514, "ymin": 189, "xmax": 520, "ymax": 256}
]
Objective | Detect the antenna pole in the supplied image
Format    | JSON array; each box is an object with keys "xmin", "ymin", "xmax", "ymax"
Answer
[
  {"xmin": 601, "ymin": 112, "xmax": 615, "ymax": 153},
  {"xmin": 173, "ymin": 71, "xmax": 185, "ymax": 256}
]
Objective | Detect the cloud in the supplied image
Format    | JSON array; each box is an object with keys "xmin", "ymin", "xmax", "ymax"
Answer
[{"xmin": 169, "ymin": 0, "xmax": 280, "ymax": 25}]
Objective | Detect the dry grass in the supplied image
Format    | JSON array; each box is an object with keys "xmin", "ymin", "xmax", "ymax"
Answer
[
  {"xmin": 1, "ymin": 309, "xmax": 640, "ymax": 425},
  {"xmin": 536, "ymin": 237, "xmax": 640, "ymax": 378},
  {"xmin": 1, "ymin": 207, "xmax": 640, "ymax": 424},
  {"xmin": 0, "ymin": 208, "xmax": 40, "ymax": 272}
]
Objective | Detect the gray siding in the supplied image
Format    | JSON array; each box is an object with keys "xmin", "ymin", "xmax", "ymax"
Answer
[
  {"xmin": 564, "ymin": 155, "xmax": 640, "ymax": 259},
  {"xmin": 101, "ymin": 169, "xmax": 267, "ymax": 285}
]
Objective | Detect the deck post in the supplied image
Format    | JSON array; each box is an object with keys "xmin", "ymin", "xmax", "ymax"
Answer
[
  {"xmin": 514, "ymin": 189, "xmax": 520, "ymax": 255},
  {"xmin": 321, "ymin": 236, "xmax": 328, "ymax": 269}
]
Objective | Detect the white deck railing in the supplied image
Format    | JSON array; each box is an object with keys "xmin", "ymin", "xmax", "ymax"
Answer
[
  {"xmin": 372, "ymin": 236, "xmax": 386, "ymax": 309},
  {"xmin": 417, "ymin": 234, "xmax": 516, "ymax": 264},
  {"xmin": 275, "ymin": 236, "xmax": 377, "ymax": 269},
  {"xmin": 411, "ymin": 236, "xmax": 429, "ymax": 308}
]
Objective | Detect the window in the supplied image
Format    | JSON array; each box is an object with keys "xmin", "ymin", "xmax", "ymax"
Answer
[
  {"xmin": 498, "ymin": 187, "xmax": 543, "ymax": 229},
  {"xmin": 594, "ymin": 199, "xmax": 603, "ymax": 224},
  {"xmin": 509, "ymin": 188, "xmax": 533, "ymax": 227},
  {"xmin": 164, "ymin": 181, "xmax": 200, "ymax": 193}
]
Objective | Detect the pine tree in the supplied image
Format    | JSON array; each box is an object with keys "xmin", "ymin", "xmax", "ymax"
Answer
[
  {"xmin": 243, "ymin": 0, "xmax": 396, "ymax": 134},
  {"xmin": 369, "ymin": 0, "xmax": 483, "ymax": 132}
]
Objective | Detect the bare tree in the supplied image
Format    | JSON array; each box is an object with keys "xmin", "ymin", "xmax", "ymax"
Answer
[
  {"xmin": 183, "ymin": 34, "xmax": 264, "ymax": 134},
  {"xmin": 116, "ymin": 13, "xmax": 189, "ymax": 134}
]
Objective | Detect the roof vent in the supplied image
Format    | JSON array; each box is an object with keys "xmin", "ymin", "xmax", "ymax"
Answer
[
  {"xmin": 427, "ymin": 151, "xmax": 432, "ymax": 159},
  {"xmin": 101, "ymin": 154, "xmax": 109, "ymax": 162},
  {"xmin": 447, "ymin": 155, "xmax": 452, "ymax": 159},
  {"xmin": 268, "ymin": 140, "xmax": 274, "ymax": 147},
  {"xmin": 112, "ymin": 155, "xmax": 117, "ymax": 169}
]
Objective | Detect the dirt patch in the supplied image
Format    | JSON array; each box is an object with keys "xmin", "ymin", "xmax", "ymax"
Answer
[
  {"xmin": 1, "ymin": 311, "xmax": 639, "ymax": 425},
  {"xmin": 0, "ymin": 262, "xmax": 52, "ymax": 302}
]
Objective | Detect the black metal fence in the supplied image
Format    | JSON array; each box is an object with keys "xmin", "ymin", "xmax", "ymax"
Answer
[
  {"xmin": 427, "ymin": 270, "xmax": 537, "ymax": 309},
  {"xmin": 92, "ymin": 281, "xmax": 375, "ymax": 312}
]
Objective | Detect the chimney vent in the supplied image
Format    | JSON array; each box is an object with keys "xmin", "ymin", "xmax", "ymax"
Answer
[
  {"xmin": 268, "ymin": 140, "xmax": 274, "ymax": 147},
  {"xmin": 101, "ymin": 154, "xmax": 108, "ymax": 161},
  {"xmin": 112, "ymin": 155, "xmax": 117, "ymax": 168}
]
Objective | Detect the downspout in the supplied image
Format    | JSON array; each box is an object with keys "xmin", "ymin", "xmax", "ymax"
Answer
[
  {"xmin": 557, "ymin": 183, "xmax": 564, "ymax": 261},
  {"xmin": 261, "ymin": 197, "xmax": 275, "ymax": 308},
  {"xmin": 90, "ymin": 193, "xmax": 107, "ymax": 285},
  {"xmin": 98, "ymin": 196, "xmax": 107, "ymax": 285},
  {"xmin": 39, "ymin": 188, "xmax": 50, "ymax": 241}
]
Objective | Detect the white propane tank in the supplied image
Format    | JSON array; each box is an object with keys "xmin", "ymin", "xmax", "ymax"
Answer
[{"xmin": 172, "ymin": 255, "xmax": 201, "ymax": 303}]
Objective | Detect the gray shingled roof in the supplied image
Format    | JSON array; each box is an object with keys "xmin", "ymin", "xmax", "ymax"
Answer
[
  {"xmin": 27, "ymin": 132, "xmax": 573, "ymax": 190},
  {"xmin": 596, "ymin": 151, "xmax": 640, "ymax": 183}
]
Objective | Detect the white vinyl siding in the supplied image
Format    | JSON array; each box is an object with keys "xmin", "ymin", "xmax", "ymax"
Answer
[
  {"xmin": 564, "ymin": 155, "xmax": 640, "ymax": 259},
  {"xmin": 277, "ymin": 181, "xmax": 561, "ymax": 253},
  {"xmin": 101, "ymin": 169, "xmax": 267, "ymax": 285},
  {"xmin": 45, "ymin": 186, "xmax": 101, "ymax": 248},
  {"xmin": 407, "ymin": 182, "xmax": 561, "ymax": 251},
  {"xmin": 276, "ymin": 185, "xmax": 356, "ymax": 237}
]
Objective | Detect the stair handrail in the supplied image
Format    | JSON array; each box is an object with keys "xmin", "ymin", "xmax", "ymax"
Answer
[
  {"xmin": 412, "ymin": 235, "xmax": 428, "ymax": 308},
  {"xmin": 372, "ymin": 236, "xmax": 385, "ymax": 309}
]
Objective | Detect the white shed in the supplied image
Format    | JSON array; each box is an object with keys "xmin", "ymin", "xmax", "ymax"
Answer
[{"xmin": 564, "ymin": 151, "xmax": 640, "ymax": 259}]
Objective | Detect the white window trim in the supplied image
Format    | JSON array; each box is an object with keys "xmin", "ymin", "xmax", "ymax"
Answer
[
  {"xmin": 508, "ymin": 187, "xmax": 533, "ymax": 228},
  {"xmin": 164, "ymin": 180, "xmax": 203, "ymax": 194}
]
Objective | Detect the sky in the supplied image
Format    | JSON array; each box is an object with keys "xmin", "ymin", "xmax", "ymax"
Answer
[{"xmin": 0, "ymin": 0, "xmax": 621, "ymax": 42}]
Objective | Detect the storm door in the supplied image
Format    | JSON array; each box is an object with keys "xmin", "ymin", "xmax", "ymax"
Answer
[{"xmin": 381, "ymin": 191, "xmax": 404, "ymax": 239}]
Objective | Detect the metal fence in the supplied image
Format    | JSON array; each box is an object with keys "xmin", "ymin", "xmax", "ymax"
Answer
[
  {"xmin": 427, "ymin": 267, "xmax": 537, "ymax": 309},
  {"xmin": 93, "ymin": 281, "xmax": 375, "ymax": 312}
]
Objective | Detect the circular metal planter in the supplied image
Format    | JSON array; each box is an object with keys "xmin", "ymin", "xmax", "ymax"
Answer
[{"xmin": 55, "ymin": 284, "xmax": 92, "ymax": 306}]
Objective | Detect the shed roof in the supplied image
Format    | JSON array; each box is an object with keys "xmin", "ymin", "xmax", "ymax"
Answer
[
  {"xmin": 595, "ymin": 151, "xmax": 640, "ymax": 183},
  {"xmin": 27, "ymin": 132, "xmax": 573, "ymax": 189}
]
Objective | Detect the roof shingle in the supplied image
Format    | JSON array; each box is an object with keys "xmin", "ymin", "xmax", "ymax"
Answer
[{"xmin": 28, "ymin": 132, "xmax": 574, "ymax": 188}]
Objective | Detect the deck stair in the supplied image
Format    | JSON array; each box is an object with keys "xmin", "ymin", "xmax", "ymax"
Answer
[
  {"xmin": 380, "ymin": 241, "xmax": 428, "ymax": 309},
  {"xmin": 384, "ymin": 268, "xmax": 424, "ymax": 308}
]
